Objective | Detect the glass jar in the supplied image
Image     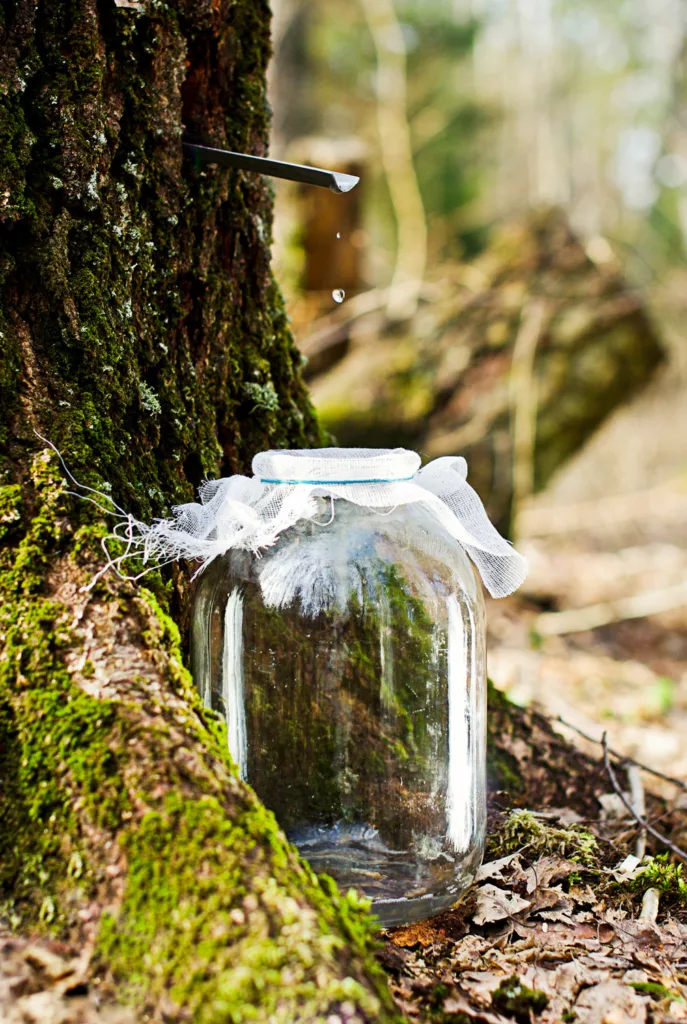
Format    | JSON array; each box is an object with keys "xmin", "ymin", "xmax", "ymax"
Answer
[{"xmin": 191, "ymin": 495, "xmax": 487, "ymax": 927}]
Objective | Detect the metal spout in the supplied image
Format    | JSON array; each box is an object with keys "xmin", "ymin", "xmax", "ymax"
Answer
[{"xmin": 184, "ymin": 142, "xmax": 359, "ymax": 194}]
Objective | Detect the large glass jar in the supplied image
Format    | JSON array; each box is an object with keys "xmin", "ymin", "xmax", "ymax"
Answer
[{"xmin": 191, "ymin": 495, "xmax": 487, "ymax": 927}]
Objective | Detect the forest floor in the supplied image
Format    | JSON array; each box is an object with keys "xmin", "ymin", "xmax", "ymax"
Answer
[
  {"xmin": 380, "ymin": 396, "xmax": 687, "ymax": 1024},
  {"xmin": 382, "ymin": 554, "xmax": 687, "ymax": 1024}
]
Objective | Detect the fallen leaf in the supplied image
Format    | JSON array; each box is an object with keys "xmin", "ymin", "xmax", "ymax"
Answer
[
  {"xmin": 476, "ymin": 854, "xmax": 521, "ymax": 883},
  {"xmin": 443, "ymin": 992, "xmax": 512, "ymax": 1023},
  {"xmin": 574, "ymin": 980, "xmax": 648, "ymax": 1023},
  {"xmin": 22, "ymin": 945, "xmax": 74, "ymax": 982},
  {"xmin": 389, "ymin": 919, "xmax": 444, "ymax": 949},
  {"xmin": 528, "ymin": 884, "xmax": 573, "ymax": 914},
  {"xmin": 610, "ymin": 854, "xmax": 642, "ymax": 881},
  {"xmin": 450, "ymin": 935, "xmax": 495, "ymax": 970},
  {"xmin": 543, "ymin": 807, "xmax": 585, "ymax": 826},
  {"xmin": 598, "ymin": 793, "xmax": 632, "ymax": 820},
  {"xmin": 457, "ymin": 970, "xmax": 506, "ymax": 1008},
  {"xmin": 473, "ymin": 885, "xmax": 531, "ymax": 926},
  {"xmin": 518, "ymin": 856, "xmax": 581, "ymax": 894}
]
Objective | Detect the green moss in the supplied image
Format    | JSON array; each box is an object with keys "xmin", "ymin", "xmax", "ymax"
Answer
[
  {"xmin": 96, "ymin": 793, "xmax": 394, "ymax": 1022},
  {"xmin": 422, "ymin": 982, "xmax": 471, "ymax": 1023},
  {"xmin": 1, "ymin": 0, "xmax": 322, "ymax": 524},
  {"xmin": 491, "ymin": 975, "xmax": 549, "ymax": 1023},
  {"xmin": 0, "ymin": 451, "xmax": 397, "ymax": 1016},
  {"xmin": 631, "ymin": 854, "xmax": 687, "ymax": 908},
  {"xmin": 488, "ymin": 809, "xmax": 599, "ymax": 866},
  {"xmin": 0, "ymin": 483, "xmax": 22, "ymax": 540},
  {"xmin": 486, "ymin": 681, "xmax": 523, "ymax": 795},
  {"xmin": 0, "ymin": 455, "xmax": 132, "ymax": 932},
  {"xmin": 629, "ymin": 981, "xmax": 682, "ymax": 1001}
]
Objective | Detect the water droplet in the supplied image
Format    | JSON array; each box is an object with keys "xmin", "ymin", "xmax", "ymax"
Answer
[
  {"xmin": 332, "ymin": 289, "xmax": 345, "ymax": 304},
  {"xmin": 336, "ymin": 232, "xmax": 341, "ymax": 239}
]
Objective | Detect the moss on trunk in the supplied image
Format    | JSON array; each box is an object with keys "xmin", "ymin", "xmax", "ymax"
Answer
[{"xmin": 0, "ymin": 1, "xmax": 399, "ymax": 1020}]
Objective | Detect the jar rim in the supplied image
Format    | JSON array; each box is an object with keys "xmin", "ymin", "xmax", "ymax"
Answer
[{"xmin": 252, "ymin": 447, "xmax": 421, "ymax": 485}]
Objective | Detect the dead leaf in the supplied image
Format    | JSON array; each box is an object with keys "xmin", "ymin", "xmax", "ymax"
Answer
[
  {"xmin": 450, "ymin": 935, "xmax": 495, "ymax": 970},
  {"xmin": 609, "ymin": 854, "xmax": 643, "ymax": 882},
  {"xmin": 598, "ymin": 793, "xmax": 632, "ymax": 820},
  {"xmin": 574, "ymin": 980, "xmax": 648, "ymax": 1023},
  {"xmin": 457, "ymin": 970, "xmax": 506, "ymax": 1008},
  {"xmin": 22, "ymin": 945, "xmax": 74, "ymax": 982},
  {"xmin": 517, "ymin": 855, "xmax": 581, "ymax": 894},
  {"xmin": 473, "ymin": 885, "xmax": 531, "ymax": 925},
  {"xmin": 476, "ymin": 854, "xmax": 521, "ymax": 882},
  {"xmin": 443, "ymin": 992, "xmax": 512, "ymax": 1023},
  {"xmin": 389, "ymin": 919, "xmax": 444, "ymax": 949},
  {"xmin": 543, "ymin": 807, "xmax": 585, "ymax": 826}
]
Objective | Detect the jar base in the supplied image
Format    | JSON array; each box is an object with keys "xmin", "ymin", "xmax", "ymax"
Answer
[
  {"xmin": 372, "ymin": 887, "xmax": 466, "ymax": 929},
  {"xmin": 289, "ymin": 820, "xmax": 482, "ymax": 928}
]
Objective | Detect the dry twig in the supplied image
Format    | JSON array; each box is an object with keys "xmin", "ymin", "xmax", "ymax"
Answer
[
  {"xmin": 555, "ymin": 715, "xmax": 687, "ymax": 792},
  {"xmin": 602, "ymin": 733, "xmax": 687, "ymax": 863},
  {"xmin": 628, "ymin": 765, "xmax": 647, "ymax": 860}
]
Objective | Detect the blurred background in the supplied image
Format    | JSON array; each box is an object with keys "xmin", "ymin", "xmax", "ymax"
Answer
[{"xmin": 267, "ymin": 0, "xmax": 687, "ymax": 785}]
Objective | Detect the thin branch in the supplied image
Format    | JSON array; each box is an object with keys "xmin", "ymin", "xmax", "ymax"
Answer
[
  {"xmin": 628, "ymin": 765, "xmax": 647, "ymax": 861},
  {"xmin": 535, "ymin": 580, "xmax": 687, "ymax": 636},
  {"xmin": 602, "ymin": 733, "xmax": 687, "ymax": 863},
  {"xmin": 554, "ymin": 715, "xmax": 687, "ymax": 793}
]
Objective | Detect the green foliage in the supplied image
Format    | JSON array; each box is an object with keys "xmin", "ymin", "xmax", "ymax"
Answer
[
  {"xmin": 400, "ymin": 3, "xmax": 487, "ymax": 255},
  {"xmin": 287, "ymin": 0, "xmax": 487, "ymax": 276}
]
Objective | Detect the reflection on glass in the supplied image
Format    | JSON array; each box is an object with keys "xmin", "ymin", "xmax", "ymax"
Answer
[{"xmin": 191, "ymin": 499, "xmax": 486, "ymax": 926}]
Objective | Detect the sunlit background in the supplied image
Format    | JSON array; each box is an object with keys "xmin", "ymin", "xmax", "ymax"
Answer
[{"xmin": 268, "ymin": 0, "xmax": 687, "ymax": 785}]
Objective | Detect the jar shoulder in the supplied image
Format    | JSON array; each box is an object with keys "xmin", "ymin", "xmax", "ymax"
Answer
[{"xmin": 195, "ymin": 499, "xmax": 485, "ymax": 620}]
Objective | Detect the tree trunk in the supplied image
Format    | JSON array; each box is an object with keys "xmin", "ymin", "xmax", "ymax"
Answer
[{"xmin": 0, "ymin": 2, "xmax": 397, "ymax": 1020}]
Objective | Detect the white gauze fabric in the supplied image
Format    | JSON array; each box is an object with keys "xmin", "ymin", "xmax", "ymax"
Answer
[{"xmin": 119, "ymin": 448, "xmax": 527, "ymax": 598}]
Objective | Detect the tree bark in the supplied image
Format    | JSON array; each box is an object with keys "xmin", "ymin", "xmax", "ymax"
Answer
[{"xmin": 0, "ymin": 2, "xmax": 398, "ymax": 1020}]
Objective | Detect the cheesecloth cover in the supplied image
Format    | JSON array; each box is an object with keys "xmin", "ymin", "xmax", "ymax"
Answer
[{"xmin": 110, "ymin": 447, "xmax": 526, "ymax": 599}]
